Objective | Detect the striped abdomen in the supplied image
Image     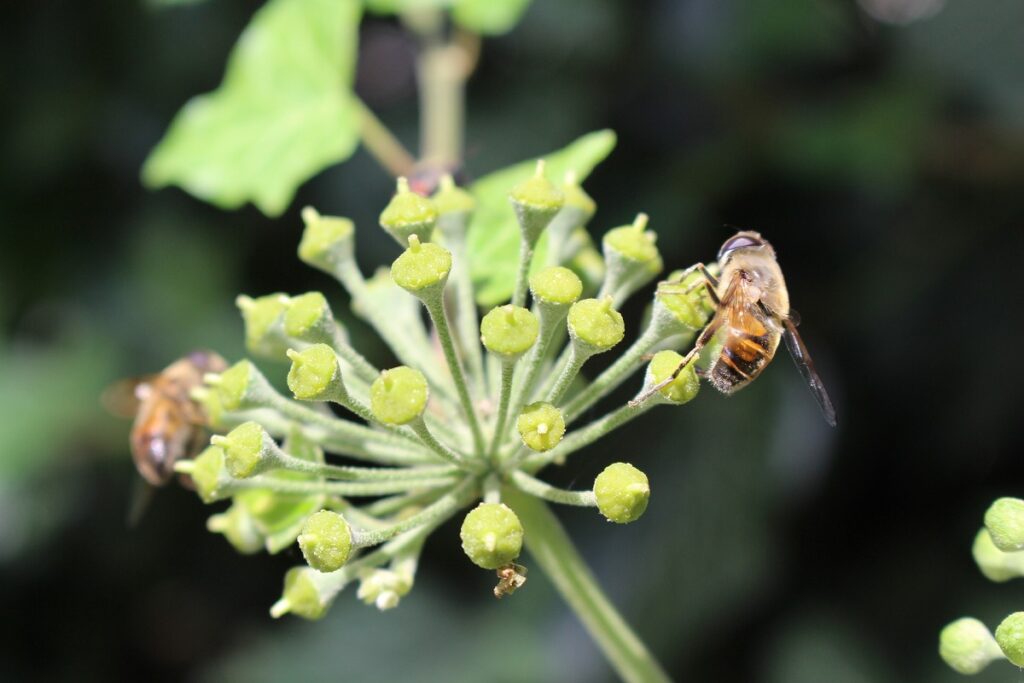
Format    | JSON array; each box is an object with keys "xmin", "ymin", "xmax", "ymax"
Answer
[{"xmin": 707, "ymin": 326, "xmax": 779, "ymax": 394}]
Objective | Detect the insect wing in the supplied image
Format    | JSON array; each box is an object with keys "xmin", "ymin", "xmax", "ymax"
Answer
[
  {"xmin": 100, "ymin": 376, "xmax": 152, "ymax": 419},
  {"xmin": 781, "ymin": 317, "xmax": 837, "ymax": 427}
]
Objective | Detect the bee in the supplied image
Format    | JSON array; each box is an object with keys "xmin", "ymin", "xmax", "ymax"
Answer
[
  {"xmin": 635, "ymin": 231, "xmax": 836, "ymax": 426},
  {"xmin": 105, "ymin": 350, "xmax": 228, "ymax": 485}
]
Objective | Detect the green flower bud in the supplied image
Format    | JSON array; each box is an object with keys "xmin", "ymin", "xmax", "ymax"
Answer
[
  {"xmin": 207, "ymin": 360, "xmax": 274, "ymax": 412},
  {"xmin": 939, "ymin": 617, "xmax": 1003, "ymax": 675},
  {"xmin": 460, "ymin": 503, "xmax": 524, "ymax": 570},
  {"xmin": 567, "ymin": 297, "xmax": 625, "ymax": 353},
  {"xmin": 509, "ymin": 160, "xmax": 565, "ymax": 245},
  {"xmin": 236, "ymin": 293, "xmax": 289, "ymax": 358},
  {"xmin": 985, "ymin": 497, "xmax": 1024, "ymax": 552},
  {"xmin": 380, "ymin": 177, "xmax": 439, "ymax": 246},
  {"xmin": 271, "ymin": 567, "xmax": 331, "ymax": 620},
  {"xmin": 480, "ymin": 305, "xmax": 539, "ymax": 359},
  {"xmin": 191, "ymin": 386, "xmax": 227, "ymax": 430},
  {"xmin": 298, "ymin": 207, "xmax": 355, "ymax": 274},
  {"xmin": 432, "ymin": 174, "xmax": 476, "ymax": 216},
  {"xmin": 390, "ymin": 235, "xmax": 452, "ymax": 296},
  {"xmin": 187, "ymin": 445, "xmax": 229, "ymax": 503},
  {"xmin": 996, "ymin": 612, "xmax": 1024, "ymax": 667},
  {"xmin": 298, "ymin": 510, "xmax": 353, "ymax": 573},
  {"xmin": 211, "ymin": 421, "xmax": 281, "ymax": 479},
  {"xmin": 370, "ymin": 367, "xmax": 429, "ymax": 425},
  {"xmin": 561, "ymin": 171, "xmax": 596, "ymax": 220},
  {"xmin": 594, "ymin": 462, "xmax": 650, "ymax": 524},
  {"xmin": 567, "ymin": 231, "xmax": 606, "ymax": 296},
  {"xmin": 646, "ymin": 350, "xmax": 701, "ymax": 405},
  {"xmin": 286, "ymin": 345, "xmax": 344, "ymax": 402},
  {"xmin": 972, "ymin": 528, "xmax": 1024, "ymax": 582},
  {"xmin": 530, "ymin": 266, "xmax": 583, "ymax": 307},
  {"xmin": 207, "ymin": 502, "xmax": 263, "ymax": 554},
  {"xmin": 283, "ymin": 291, "xmax": 339, "ymax": 345},
  {"xmin": 356, "ymin": 568, "xmax": 412, "ymax": 611},
  {"xmin": 516, "ymin": 402, "xmax": 565, "ymax": 452},
  {"xmin": 604, "ymin": 214, "xmax": 660, "ymax": 266},
  {"xmin": 657, "ymin": 268, "xmax": 717, "ymax": 331}
]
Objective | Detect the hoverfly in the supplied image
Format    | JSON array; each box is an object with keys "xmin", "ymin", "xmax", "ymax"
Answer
[
  {"xmin": 635, "ymin": 231, "xmax": 837, "ymax": 426},
  {"xmin": 104, "ymin": 350, "xmax": 228, "ymax": 486}
]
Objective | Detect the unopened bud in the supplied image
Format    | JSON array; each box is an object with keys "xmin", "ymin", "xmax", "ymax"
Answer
[
  {"xmin": 645, "ymin": 350, "xmax": 700, "ymax": 405},
  {"xmin": 390, "ymin": 234, "xmax": 452, "ymax": 296},
  {"xmin": 516, "ymin": 402, "xmax": 565, "ymax": 452},
  {"xmin": 939, "ymin": 617, "xmax": 1003, "ymax": 674},
  {"xmin": 996, "ymin": 612, "xmax": 1024, "ymax": 667},
  {"xmin": 298, "ymin": 207, "xmax": 355, "ymax": 274},
  {"xmin": 594, "ymin": 462, "xmax": 650, "ymax": 524},
  {"xmin": 210, "ymin": 421, "xmax": 281, "ymax": 479},
  {"xmin": 370, "ymin": 367, "xmax": 429, "ymax": 425},
  {"xmin": 567, "ymin": 297, "xmax": 625, "ymax": 353},
  {"xmin": 509, "ymin": 160, "xmax": 565, "ymax": 245},
  {"xmin": 480, "ymin": 305, "xmax": 539, "ymax": 359},
  {"xmin": 460, "ymin": 503, "xmax": 524, "ymax": 570},
  {"xmin": 985, "ymin": 497, "xmax": 1024, "ymax": 552},
  {"xmin": 298, "ymin": 510, "xmax": 353, "ymax": 573},
  {"xmin": 380, "ymin": 177, "xmax": 439, "ymax": 246},
  {"xmin": 286, "ymin": 345, "xmax": 345, "ymax": 402}
]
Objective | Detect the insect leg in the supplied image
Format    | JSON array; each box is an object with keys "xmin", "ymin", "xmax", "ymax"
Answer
[{"xmin": 628, "ymin": 315, "xmax": 724, "ymax": 407}]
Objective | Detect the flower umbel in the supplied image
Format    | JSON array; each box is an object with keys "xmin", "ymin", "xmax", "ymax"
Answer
[{"xmin": 172, "ymin": 165, "xmax": 717, "ymax": 626}]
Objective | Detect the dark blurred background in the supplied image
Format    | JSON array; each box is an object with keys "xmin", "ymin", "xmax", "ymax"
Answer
[{"xmin": 3, "ymin": 0, "xmax": 1024, "ymax": 681}]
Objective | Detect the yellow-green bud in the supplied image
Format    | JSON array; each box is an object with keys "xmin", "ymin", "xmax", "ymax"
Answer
[
  {"xmin": 370, "ymin": 366, "xmax": 428, "ymax": 425},
  {"xmin": 207, "ymin": 503, "xmax": 263, "ymax": 554},
  {"xmin": 561, "ymin": 171, "xmax": 596, "ymax": 219},
  {"xmin": 529, "ymin": 266, "xmax": 583, "ymax": 307},
  {"xmin": 432, "ymin": 174, "xmax": 476, "ymax": 216},
  {"xmin": 272, "ymin": 567, "xmax": 330, "ymax": 620},
  {"xmin": 188, "ymin": 445, "xmax": 229, "ymax": 503},
  {"xmin": 594, "ymin": 462, "xmax": 650, "ymax": 524},
  {"xmin": 996, "ymin": 612, "xmax": 1024, "ymax": 667},
  {"xmin": 380, "ymin": 177, "xmax": 439, "ymax": 246},
  {"xmin": 298, "ymin": 510, "xmax": 353, "ymax": 573},
  {"xmin": 480, "ymin": 305, "xmax": 539, "ymax": 359},
  {"xmin": 604, "ymin": 214, "xmax": 660, "ymax": 266},
  {"xmin": 390, "ymin": 235, "xmax": 452, "ymax": 295},
  {"xmin": 985, "ymin": 497, "xmax": 1024, "ymax": 552},
  {"xmin": 567, "ymin": 297, "xmax": 625, "ymax": 353},
  {"xmin": 509, "ymin": 160, "xmax": 565, "ymax": 245},
  {"xmin": 657, "ymin": 268, "xmax": 716, "ymax": 331},
  {"xmin": 939, "ymin": 617, "xmax": 1003, "ymax": 675},
  {"xmin": 460, "ymin": 503, "xmax": 524, "ymax": 570},
  {"xmin": 286, "ymin": 345, "xmax": 344, "ymax": 402},
  {"xmin": 972, "ymin": 528, "xmax": 1024, "ymax": 582},
  {"xmin": 283, "ymin": 292, "xmax": 337, "ymax": 344},
  {"xmin": 516, "ymin": 402, "xmax": 565, "ymax": 452},
  {"xmin": 646, "ymin": 350, "xmax": 701, "ymax": 405},
  {"xmin": 298, "ymin": 207, "xmax": 355, "ymax": 274},
  {"xmin": 211, "ymin": 421, "xmax": 280, "ymax": 479},
  {"xmin": 236, "ymin": 293, "xmax": 288, "ymax": 358},
  {"xmin": 207, "ymin": 360, "xmax": 273, "ymax": 412}
]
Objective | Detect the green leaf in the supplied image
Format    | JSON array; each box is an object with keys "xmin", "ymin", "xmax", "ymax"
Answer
[
  {"xmin": 143, "ymin": 0, "xmax": 363, "ymax": 216},
  {"xmin": 466, "ymin": 129, "xmax": 616, "ymax": 306},
  {"xmin": 453, "ymin": 0, "xmax": 533, "ymax": 35}
]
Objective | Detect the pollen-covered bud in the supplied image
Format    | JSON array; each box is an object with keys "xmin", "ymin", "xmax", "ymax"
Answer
[
  {"xmin": 996, "ymin": 612, "xmax": 1024, "ymax": 667},
  {"xmin": 390, "ymin": 234, "xmax": 452, "ymax": 297},
  {"xmin": 286, "ymin": 345, "xmax": 345, "ymax": 403},
  {"xmin": 181, "ymin": 445, "xmax": 230, "ymax": 503},
  {"xmin": 298, "ymin": 510, "xmax": 353, "ymax": 573},
  {"xmin": 236, "ymin": 293, "xmax": 289, "ymax": 358},
  {"xmin": 370, "ymin": 367, "xmax": 429, "ymax": 425},
  {"xmin": 210, "ymin": 421, "xmax": 282, "ymax": 479},
  {"xmin": 656, "ymin": 268, "xmax": 717, "ymax": 331},
  {"xmin": 594, "ymin": 462, "xmax": 650, "ymax": 524},
  {"xmin": 939, "ymin": 617, "xmax": 1004, "ymax": 674},
  {"xmin": 509, "ymin": 160, "xmax": 565, "ymax": 245},
  {"xmin": 270, "ymin": 567, "xmax": 332, "ymax": 620},
  {"xmin": 380, "ymin": 177, "xmax": 439, "ymax": 246},
  {"xmin": 567, "ymin": 297, "xmax": 625, "ymax": 353},
  {"xmin": 207, "ymin": 503, "xmax": 263, "ymax": 554},
  {"xmin": 460, "ymin": 503, "xmax": 524, "ymax": 570},
  {"xmin": 985, "ymin": 498, "xmax": 1024, "ymax": 552},
  {"xmin": 972, "ymin": 528, "xmax": 1024, "ymax": 582},
  {"xmin": 205, "ymin": 360, "xmax": 274, "ymax": 412},
  {"xmin": 283, "ymin": 292, "xmax": 342, "ymax": 345},
  {"xmin": 602, "ymin": 214, "xmax": 663, "ymax": 300},
  {"xmin": 298, "ymin": 207, "xmax": 355, "ymax": 274},
  {"xmin": 516, "ymin": 402, "xmax": 565, "ymax": 452},
  {"xmin": 530, "ymin": 266, "xmax": 583, "ymax": 307},
  {"xmin": 480, "ymin": 305, "xmax": 539, "ymax": 360},
  {"xmin": 645, "ymin": 350, "xmax": 701, "ymax": 405}
]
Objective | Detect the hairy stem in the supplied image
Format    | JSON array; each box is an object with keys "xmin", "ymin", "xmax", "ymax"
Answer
[{"xmin": 503, "ymin": 488, "xmax": 671, "ymax": 683}]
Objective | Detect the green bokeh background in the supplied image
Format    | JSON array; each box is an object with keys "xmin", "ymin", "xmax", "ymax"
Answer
[{"xmin": 3, "ymin": 0, "xmax": 1024, "ymax": 680}]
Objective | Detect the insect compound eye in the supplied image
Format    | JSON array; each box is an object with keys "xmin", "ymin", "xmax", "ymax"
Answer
[{"xmin": 717, "ymin": 232, "xmax": 765, "ymax": 261}]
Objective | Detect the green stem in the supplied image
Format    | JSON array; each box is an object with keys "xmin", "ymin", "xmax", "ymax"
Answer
[
  {"xmin": 353, "ymin": 98, "xmax": 416, "ymax": 178},
  {"xmin": 271, "ymin": 452, "xmax": 457, "ymax": 482},
  {"xmin": 503, "ymin": 488, "xmax": 671, "ymax": 683},
  {"xmin": 226, "ymin": 475, "xmax": 457, "ymax": 498},
  {"xmin": 487, "ymin": 360, "xmax": 515, "ymax": 460},
  {"xmin": 352, "ymin": 477, "xmax": 477, "ymax": 547},
  {"xmin": 522, "ymin": 401, "xmax": 656, "ymax": 472},
  {"xmin": 411, "ymin": 417, "xmax": 470, "ymax": 468},
  {"xmin": 424, "ymin": 297, "xmax": 486, "ymax": 455},
  {"xmin": 508, "ymin": 471, "xmax": 596, "ymax": 507},
  {"xmin": 512, "ymin": 238, "xmax": 534, "ymax": 309},
  {"xmin": 546, "ymin": 344, "xmax": 590, "ymax": 406}
]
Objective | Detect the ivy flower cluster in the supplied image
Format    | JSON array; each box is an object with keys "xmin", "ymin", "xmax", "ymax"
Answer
[
  {"xmin": 940, "ymin": 498, "xmax": 1024, "ymax": 674},
  {"xmin": 177, "ymin": 161, "xmax": 714, "ymax": 619}
]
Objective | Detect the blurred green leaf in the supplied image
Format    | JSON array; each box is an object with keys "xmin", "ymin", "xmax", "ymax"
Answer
[
  {"xmin": 363, "ymin": 0, "xmax": 451, "ymax": 14},
  {"xmin": 142, "ymin": 0, "xmax": 363, "ymax": 216},
  {"xmin": 452, "ymin": 0, "xmax": 533, "ymax": 35},
  {"xmin": 466, "ymin": 129, "xmax": 616, "ymax": 306}
]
